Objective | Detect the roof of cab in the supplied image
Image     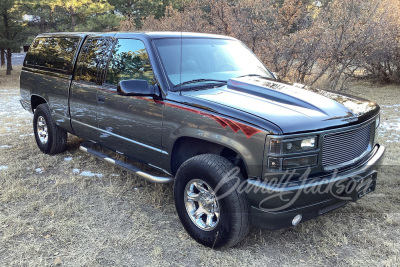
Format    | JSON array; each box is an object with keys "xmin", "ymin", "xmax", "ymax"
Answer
[
  {"xmin": 144, "ymin": 32, "xmax": 236, "ymax": 40},
  {"xmin": 36, "ymin": 31, "xmax": 236, "ymax": 40},
  {"xmin": 37, "ymin": 32, "xmax": 91, "ymax": 38}
]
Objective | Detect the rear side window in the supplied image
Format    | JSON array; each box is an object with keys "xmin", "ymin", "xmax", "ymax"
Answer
[
  {"xmin": 25, "ymin": 37, "xmax": 80, "ymax": 73},
  {"xmin": 105, "ymin": 39, "xmax": 154, "ymax": 86},
  {"xmin": 76, "ymin": 38, "xmax": 111, "ymax": 83},
  {"xmin": 24, "ymin": 38, "xmax": 43, "ymax": 66}
]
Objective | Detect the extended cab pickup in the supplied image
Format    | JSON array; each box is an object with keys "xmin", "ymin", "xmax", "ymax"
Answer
[{"xmin": 20, "ymin": 32, "xmax": 385, "ymax": 248}]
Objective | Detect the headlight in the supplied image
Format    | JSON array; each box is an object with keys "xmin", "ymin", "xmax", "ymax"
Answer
[
  {"xmin": 267, "ymin": 136, "xmax": 318, "ymax": 171},
  {"xmin": 269, "ymin": 136, "xmax": 317, "ymax": 154}
]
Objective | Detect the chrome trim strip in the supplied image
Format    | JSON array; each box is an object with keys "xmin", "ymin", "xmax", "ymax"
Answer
[{"xmin": 72, "ymin": 120, "xmax": 169, "ymax": 155}]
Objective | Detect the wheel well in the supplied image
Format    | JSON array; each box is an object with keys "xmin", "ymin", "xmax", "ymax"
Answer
[
  {"xmin": 170, "ymin": 137, "xmax": 248, "ymax": 178},
  {"xmin": 31, "ymin": 95, "xmax": 46, "ymax": 112}
]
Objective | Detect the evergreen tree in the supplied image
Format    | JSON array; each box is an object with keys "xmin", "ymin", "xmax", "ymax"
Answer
[{"xmin": 0, "ymin": 0, "xmax": 28, "ymax": 75}]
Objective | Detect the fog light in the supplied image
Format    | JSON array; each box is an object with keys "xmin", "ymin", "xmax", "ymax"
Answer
[{"xmin": 292, "ymin": 214, "xmax": 302, "ymax": 226}]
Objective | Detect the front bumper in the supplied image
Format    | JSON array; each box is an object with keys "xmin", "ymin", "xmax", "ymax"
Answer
[{"xmin": 247, "ymin": 144, "xmax": 385, "ymax": 230}]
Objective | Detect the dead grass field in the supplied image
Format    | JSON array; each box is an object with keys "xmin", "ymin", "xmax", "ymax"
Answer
[{"xmin": 1, "ymin": 68, "xmax": 399, "ymax": 266}]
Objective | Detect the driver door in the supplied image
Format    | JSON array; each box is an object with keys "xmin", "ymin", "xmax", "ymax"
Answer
[{"xmin": 96, "ymin": 38, "xmax": 164, "ymax": 165}]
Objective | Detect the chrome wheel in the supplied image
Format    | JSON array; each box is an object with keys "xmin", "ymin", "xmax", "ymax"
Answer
[
  {"xmin": 184, "ymin": 179, "xmax": 220, "ymax": 231},
  {"xmin": 36, "ymin": 116, "xmax": 48, "ymax": 144}
]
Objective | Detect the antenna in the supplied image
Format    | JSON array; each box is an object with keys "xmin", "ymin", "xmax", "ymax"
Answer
[{"xmin": 179, "ymin": 0, "xmax": 183, "ymax": 95}]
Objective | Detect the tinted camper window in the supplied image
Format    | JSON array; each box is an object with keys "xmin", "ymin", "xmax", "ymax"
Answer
[
  {"xmin": 24, "ymin": 38, "xmax": 43, "ymax": 66},
  {"xmin": 24, "ymin": 37, "xmax": 79, "ymax": 73}
]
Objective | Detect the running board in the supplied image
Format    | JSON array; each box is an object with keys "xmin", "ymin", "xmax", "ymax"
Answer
[{"xmin": 79, "ymin": 142, "xmax": 174, "ymax": 184}]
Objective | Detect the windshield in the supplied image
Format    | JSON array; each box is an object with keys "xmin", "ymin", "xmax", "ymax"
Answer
[{"xmin": 153, "ymin": 38, "xmax": 274, "ymax": 90}]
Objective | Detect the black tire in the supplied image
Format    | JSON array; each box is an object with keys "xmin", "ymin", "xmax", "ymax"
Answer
[
  {"xmin": 33, "ymin": 103, "xmax": 67, "ymax": 154},
  {"xmin": 174, "ymin": 154, "xmax": 250, "ymax": 249}
]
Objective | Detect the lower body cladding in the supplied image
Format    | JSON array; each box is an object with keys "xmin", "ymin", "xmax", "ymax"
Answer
[{"xmin": 246, "ymin": 144, "xmax": 385, "ymax": 230}]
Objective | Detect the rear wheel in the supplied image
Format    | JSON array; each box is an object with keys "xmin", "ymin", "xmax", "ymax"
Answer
[
  {"xmin": 174, "ymin": 154, "xmax": 250, "ymax": 249},
  {"xmin": 33, "ymin": 103, "xmax": 67, "ymax": 154}
]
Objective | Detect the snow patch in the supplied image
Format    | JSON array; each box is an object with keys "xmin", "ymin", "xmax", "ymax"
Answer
[
  {"xmin": 378, "ymin": 102, "xmax": 400, "ymax": 143},
  {"xmin": 0, "ymin": 145, "xmax": 11, "ymax": 148},
  {"xmin": 0, "ymin": 166, "xmax": 8, "ymax": 171},
  {"xmin": 19, "ymin": 133, "xmax": 34, "ymax": 137},
  {"xmin": 379, "ymin": 118, "xmax": 400, "ymax": 143},
  {"xmin": 80, "ymin": 171, "xmax": 103, "ymax": 178},
  {"xmin": 64, "ymin": 157, "xmax": 73, "ymax": 161},
  {"xmin": 35, "ymin": 168, "xmax": 43, "ymax": 173},
  {"xmin": 72, "ymin": 168, "xmax": 103, "ymax": 178},
  {"xmin": 380, "ymin": 104, "xmax": 400, "ymax": 108}
]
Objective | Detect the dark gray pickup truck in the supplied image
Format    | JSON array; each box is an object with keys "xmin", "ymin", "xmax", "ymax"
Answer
[{"xmin": 20, "ymin": 32, "xmax": 385, "ymax": 248}]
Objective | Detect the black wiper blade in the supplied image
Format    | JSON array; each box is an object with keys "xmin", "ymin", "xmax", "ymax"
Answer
[
  {"xmin": 174, "ymin": 79, "xmax": 227, "ymax": 88},
  {"xmin": 236, "ymin": 74, "xmax": 274, "ymax": 80}
]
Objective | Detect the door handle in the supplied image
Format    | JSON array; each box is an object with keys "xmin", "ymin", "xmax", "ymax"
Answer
[{"xmin": 98, "ymin": 95, "xmax": 105, "ymax": 103}]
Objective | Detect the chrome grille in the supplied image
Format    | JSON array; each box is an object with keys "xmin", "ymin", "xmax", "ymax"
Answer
[{"xmin": 322, "ymin": 124, "xmax": 372, "ymax": 169}]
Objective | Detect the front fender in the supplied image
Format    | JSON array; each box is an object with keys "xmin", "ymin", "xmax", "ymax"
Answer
[{"xmin": 161, "ymin": 102, "xmax": 269, "ymax": 177}]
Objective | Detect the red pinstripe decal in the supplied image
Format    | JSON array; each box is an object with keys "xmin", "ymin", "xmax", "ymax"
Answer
[{"xmin": 134, "ymin": 97, "xmax": 262, "ymax": 138}]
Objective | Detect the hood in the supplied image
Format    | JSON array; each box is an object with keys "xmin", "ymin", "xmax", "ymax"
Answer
[{"xmin": 184, "ymin": 77, "xmax": 379, "ymax": 134}]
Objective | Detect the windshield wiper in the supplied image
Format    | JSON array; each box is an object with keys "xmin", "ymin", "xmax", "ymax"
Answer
[
  {"xmin": 236, "ymin": 74, "xmax": 275, "ymax": 80},
  {"xmin": 174, "ymin": 79, "xmax": 227, "ymax": 88}
]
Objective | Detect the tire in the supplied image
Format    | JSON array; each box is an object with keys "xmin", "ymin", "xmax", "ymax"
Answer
[
  {"xmin": 33, "ymin": 103, "xmax": 67, "ymax": 154},
  {"xmin": 174, "ymin": 154, "xmax": 250, "ymax": 249}
]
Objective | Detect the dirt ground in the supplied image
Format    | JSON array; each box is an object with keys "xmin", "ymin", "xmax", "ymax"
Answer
[{"xmin": 0, "ymin": 67, "xmax": 399, "ymax": 266}]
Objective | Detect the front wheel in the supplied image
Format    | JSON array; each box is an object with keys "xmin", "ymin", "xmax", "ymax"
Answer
[
  {"xmin": 33, "ymin": 103, "xmax": 67, "ymax": 154},
  {"xmin": 174, "ymin": 154, "xmax": 250, "ymax": 249}
]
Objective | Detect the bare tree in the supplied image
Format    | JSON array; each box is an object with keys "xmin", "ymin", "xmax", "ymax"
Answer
[{"xmin": 134, "ymin": 0, "xmax": 400, "ymax": 89}]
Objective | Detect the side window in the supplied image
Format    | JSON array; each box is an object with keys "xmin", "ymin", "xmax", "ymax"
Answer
[
  {"xmin": 45, "ymin": 38, "xmax": 80, "ymax": 71},
  {"xmin": 76, "ymin": 38, "xmax": 110, "ymax": 83},
  {"xmin": 27, "ymin": 37, "xmax": 79, "ymax": 73},
  {"xmin": 24, "ymin": 38, "xmax": 43, "ymax": 66},
  {"xmin": 105, "ymin": 39, "xmax": 154, "ymax": 86}
]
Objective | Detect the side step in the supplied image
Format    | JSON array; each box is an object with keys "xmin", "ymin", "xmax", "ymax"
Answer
[{"xmin": 79, "ymin": 142, "xmax": 174, "ymax": 184}]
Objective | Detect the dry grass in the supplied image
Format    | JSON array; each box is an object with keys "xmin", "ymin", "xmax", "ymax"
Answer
[
  {"xmin": 0, "ymin": 76, "xmax": 399, "ymax": 266},
  {"xmin": 0, "ymin": 66, "xmax": 21, "ymax": 89}
]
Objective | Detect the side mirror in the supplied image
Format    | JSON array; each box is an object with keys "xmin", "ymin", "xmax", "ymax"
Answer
[{"xmin": 117, "ymin": 79, "xmax": 156, "ymax": 96}]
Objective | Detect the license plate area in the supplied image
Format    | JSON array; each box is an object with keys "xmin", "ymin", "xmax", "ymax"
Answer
[{"xmin": 348, "ymin": 173, "xmax": 377, "ymax": 202}]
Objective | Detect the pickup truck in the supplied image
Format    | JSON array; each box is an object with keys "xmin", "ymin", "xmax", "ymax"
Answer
[{"xmin": 20, "ymin": 32, "xmax": 385, "ymax": 248}]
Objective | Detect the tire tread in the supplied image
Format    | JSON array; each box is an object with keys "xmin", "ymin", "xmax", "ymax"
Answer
[
  {"xmin": 34, "ymin": 103, "xmax": 67, "ymax": 155},
  {"xmin": 175, "ymin": 154, "xmax": 250, "ymax": 248}
]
